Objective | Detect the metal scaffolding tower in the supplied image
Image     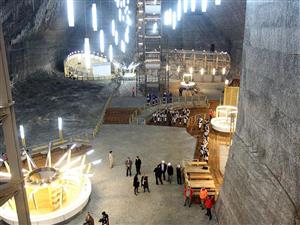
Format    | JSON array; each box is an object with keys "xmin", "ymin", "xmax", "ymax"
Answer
[
  {"xmin": 0, "ymin": 25, "xmax": 31, "ymax": 224},
  {"xmin": 136, "ymin": 0, "xmax": 166, "ymax": 94}
]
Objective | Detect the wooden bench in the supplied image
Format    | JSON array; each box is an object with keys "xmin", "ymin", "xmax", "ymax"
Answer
[
  {"xmin": 186, "ymin": 174, "xmax": 213, "ymax": 180},
  {"xmin": 184, "ymin": 166, "xmax": 210, "ymax": 174},
  {"xmin": 188, "ymin": 180, "xmax": 216, "ymax": 189}
]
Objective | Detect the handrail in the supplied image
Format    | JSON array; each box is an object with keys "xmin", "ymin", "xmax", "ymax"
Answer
[
  {"xmin": 92, "ymin": 95, "xmax": 113, "ymax": 138},
  {"xmin": 142, "ymin": 94, "xmax": 208, "ymax": 111}
]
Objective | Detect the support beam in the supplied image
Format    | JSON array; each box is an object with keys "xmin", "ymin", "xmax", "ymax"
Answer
[{"xmin": 0, "ymin": 24, "xmax": 31, "ymax": 225}]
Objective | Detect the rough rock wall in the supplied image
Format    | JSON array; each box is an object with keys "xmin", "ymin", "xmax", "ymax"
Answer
[
  {"xmin": 216, "ymin": 1, "xmax": 300, "ymax": 225},
  {"xmin": 0, "ymin": 0, "xmax": 69, "ymax": 80}
]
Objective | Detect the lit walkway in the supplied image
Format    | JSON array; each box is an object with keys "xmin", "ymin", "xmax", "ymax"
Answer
[{"xmin": 66, "ymin": 124, "xmax": 218, "ymax": 225}]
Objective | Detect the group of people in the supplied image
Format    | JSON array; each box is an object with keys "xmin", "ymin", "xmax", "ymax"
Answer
[
  {"xmin": 124, "ymin": 156, "xmax": 150, "ymax": 195},
  {"xmin": 153, "ymin": 161, "xmax": 183, "ymax": 185},
  {"xmin": 151, "ymin": 107, "xmax": 191, "ymax": 127},
  {"xmin": 198, "ymin": 116, "xmax": 211, "ymax": 162},
  {"xmin": 184, "ymin": 186, "xmax": 214, "ymax": 220},
  {"xmin": 146, "ymin": 93, "xmax": 159, "ymax": 106},
  {"xmin": 83, "ymin": 211, "xmax": 109, "ymax": 225},
  {"xmin": 146, "ymin": 92, "xmax": 173, "ymax": 106}
]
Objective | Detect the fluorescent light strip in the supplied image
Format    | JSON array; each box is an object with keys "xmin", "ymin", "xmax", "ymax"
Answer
[
  {"xmin": 84, "ymin": 38, "xmax": 91, "ymax": 69},
  {"xmin": 112, "ymin": 20, "xmax": 115, "ymax": 36},
  {"xmin": 92, "ymin": 3, "xmax": 97, "ymax": 31},
  {"xmin": 183, "ymin": 0, "xmax": 188, "ymax": 13},
  {"xmin": 58, "ymin": 117, "xmax": 62, "ymax": 131},
  {"xmin": 67, "ymin": 0, "xmax": 75, "ymax": 27},
  {"xmin": 202, "ymin": 0, "xmax": 208, "ymax": 12},
  {"xmin": 100, "ymin": 29, "xmax": 105, "ymax": 53},
  {"xmin": 172, "ymin": 11, "xmax": 177, "ymax": 30},
  {"xmin": 109, "ymin": 45, "xmax": 113, "ymax": 62},
  {"xmin": 121, "ymin": 40, "xmax": 126, "ymax": 53},
  {"xmin": 115, "ymin": 31, "xmax": 119, "ymax": 46},
  {"xmin": 191, "ymin": 0, "xmax": 196, "ymax": 12},
  {"xmin": 215, "ymin": 0, "xmax": 221, "ymax": 5},
  {"xmin": 177, "ymin": 0, "xmax": 182, "ymax": 21},
  {"xmin": 20, "ymin": 125, "xmax": 25, "ymax": 139}
]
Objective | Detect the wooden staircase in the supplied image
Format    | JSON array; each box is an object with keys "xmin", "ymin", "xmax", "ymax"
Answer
[{"xmin": 103, "ymin": 108, "xmax": 139, "ymax": 124}]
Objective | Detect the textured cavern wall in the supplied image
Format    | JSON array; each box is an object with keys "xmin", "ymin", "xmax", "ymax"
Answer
[
  {"xmin": 0, "ymin": 0, "xmax": 136, "ymax": 79},
  {"xmin": 216, "ymin": 1, "xmax": 300, "ymax": 225},
  {"xmin": 0, "ymin": 0, "xmax": 67, "ymax": 80}
]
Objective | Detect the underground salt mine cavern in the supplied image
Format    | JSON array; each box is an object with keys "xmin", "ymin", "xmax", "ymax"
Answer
[{"xmin": 0, "ymin": 0, "xmax": 299, "ymax": 225}]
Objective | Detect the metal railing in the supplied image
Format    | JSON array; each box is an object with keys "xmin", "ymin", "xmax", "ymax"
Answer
[
  {"xmin": 143, "ymin": 95, "xmax": 209, "ymax": 111},
  {"xmin": 92, "ymin": 95, "xmax": 112, "ymax": 138},
  {"xmin": 28, "ymin": 95, "xmax": 113, "ymax": 154}
]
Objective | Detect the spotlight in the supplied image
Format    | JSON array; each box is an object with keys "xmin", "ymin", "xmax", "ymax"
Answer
[
  {"xmin": 200, "ymin": 68, "xmax": 205, "ymax": 75},
  {"xmin": 222, "ymin": 67, "xmax": 226, "ymax": 75},
  {"xmin": 152, "ymin": 22, "xmax": 158, "ymax": 33}
]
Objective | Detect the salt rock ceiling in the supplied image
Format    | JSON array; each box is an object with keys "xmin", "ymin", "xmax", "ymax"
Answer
[{"xmin": 0, "ymin": 0, "xmax": 246, "ymax": 78}]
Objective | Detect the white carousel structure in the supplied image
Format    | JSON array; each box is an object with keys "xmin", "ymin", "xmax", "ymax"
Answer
[
  {"xmin": 211, "ymin": 105, "xmax": 238, "ymax": 133},
  {"xmin": 0, "ymin": 145, "xmax": 100, "ymax": 225}
]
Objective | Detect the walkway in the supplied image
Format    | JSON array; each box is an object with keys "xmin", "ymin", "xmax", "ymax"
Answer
[{"xmin": 66, "ymin": 125, "xmax": 218, "ymax": 225}]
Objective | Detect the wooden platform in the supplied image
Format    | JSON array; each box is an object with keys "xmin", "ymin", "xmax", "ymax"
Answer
[
  {"xmin": 104, "ymin": 108, "xmax": 139, "ymax": 124},
  {"xmin": 184, "ymin": 100, "xmax": 231, "ymax": 193}
]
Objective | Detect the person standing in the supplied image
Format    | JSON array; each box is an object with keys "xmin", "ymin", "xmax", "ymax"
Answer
[
  {"xmin": 205, "ymin": 196, "xmax": 214, "ymax": 220},
  {"xmin": 133, "ymin": 174, "xmax": 140, "ymax": 195},
  {"xmin": 176, "ymin": 164, "xmax": 182, "ymax": 185},
  {"xmin": 99, "ymin": 211, "xmax": 109, "ymax": 225},
  {"xmin": 154, "ymin": 165, "xmax": 163, "ymax": 185},
  {"xmin": 167, "ymin": 162, "xmax": 174, "ymax": 184},
  {"xmin": 141, "ymin": 175, "xmax": 150, "ymax": 192},
  {"xmin": 199, "ymin": 188, "xmax": 208, "ymax": 209},
  {"xmin": 135, "ymin": 156, "xmax": 142, "ymax": 175},
  {"xmin": 84, "ymin": 212, "xmax": 94, "ymax": 225},
  {"xmin": 132, "ymin": 86, "xmax": 135, "ymax": 97},
  {"xmin": 160, "ymin": 160, "xmax": 167, "ymax": 180},
  {"xmin": 125, "ymin": 157, "xmax": 133, "ymax": 176},
  {"xmin": 108, "ymin": 151, "xmax": 114, "ymax": 169},
  {"xmin": 184, "ymin": 185, "xmax": 193, "ymax": 207}
]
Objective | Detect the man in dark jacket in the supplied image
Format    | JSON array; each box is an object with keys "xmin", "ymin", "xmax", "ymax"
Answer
[
  {"xmin": 133, "ymin": 174, "xmax": 140, "ymax": 195},
  {"xmin": 176, "ymin": 164, "xmax": 182, "ymax": 185},
  {"xmin": 167, "ymin": 162, "xmax": 174, "ymax": 183},
  {"xmin": 135, "ymin": 156, "xmax": 142, "ymax": 175},
  {"xmin": 125, "ymin": 157, "xmax": 133, "ymax": 176},
  {"xmin": 160, "ymin": 160, "xmax": 167, "ymax": 180},
  {"xmin": 154, "ymin": 165, "xmax": 163, "ymax": 185},
  {"xmin": 141, "ymin": 175, "xmax": 150, "ymax": 192},
  {"xmin": 99, "ymin": 211, "xmax": 109, "ymax": 225}
]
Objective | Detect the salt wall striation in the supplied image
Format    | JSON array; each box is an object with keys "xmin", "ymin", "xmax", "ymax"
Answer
[{"xmin": 216, "ymin": 0, "xmax": 300, "ymax": 225}]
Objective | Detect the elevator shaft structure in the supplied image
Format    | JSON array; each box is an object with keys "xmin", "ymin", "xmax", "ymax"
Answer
[
  {"xmin": 0, "ymin": 25, "xmax": 31, "ymax": 224},
  {"xmin": 136, "ymin": 0, "xmax": 166, "ymax": 94}
]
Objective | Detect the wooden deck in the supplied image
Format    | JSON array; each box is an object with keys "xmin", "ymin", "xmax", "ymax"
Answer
[{"xmin": 104, "ymin": 108, "xmax": 139, "ymax": 124}]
